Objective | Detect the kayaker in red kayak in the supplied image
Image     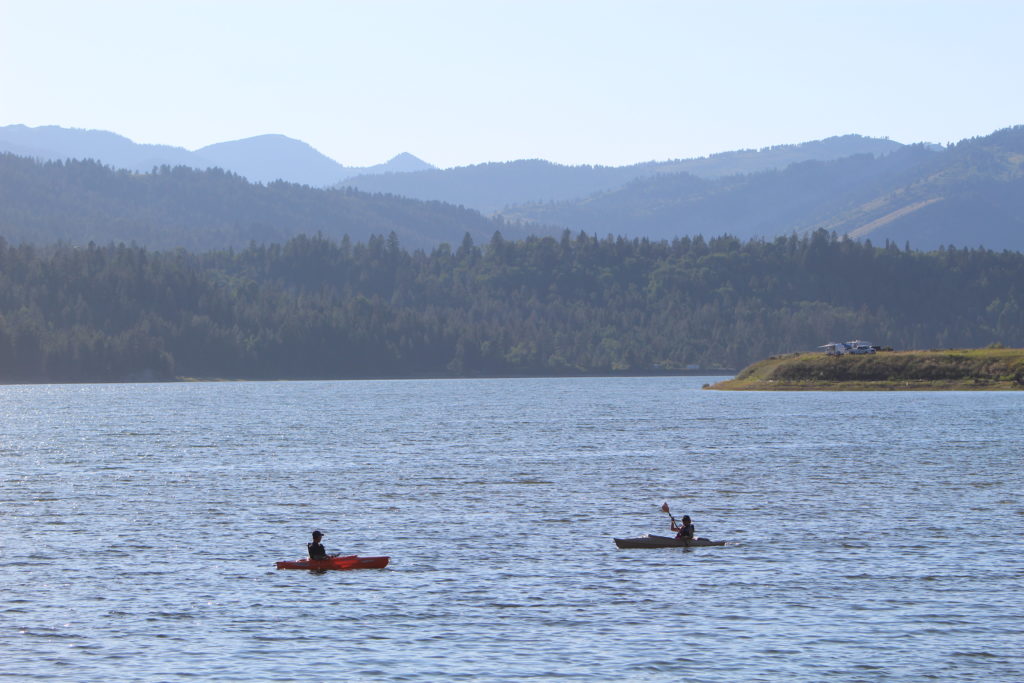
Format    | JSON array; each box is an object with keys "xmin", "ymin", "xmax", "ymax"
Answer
[{"xmin": 308, "ymin": 530, "xmax": 328, "ymax": 560}]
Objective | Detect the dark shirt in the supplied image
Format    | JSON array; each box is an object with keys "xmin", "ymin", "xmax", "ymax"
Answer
[
  {"xmin": 308, "ymin": 541, "xmax": 327, "ymax": 560},
  {"xmin": 675, "ymin": 523, "xmax": 695, "ymax": 541}
]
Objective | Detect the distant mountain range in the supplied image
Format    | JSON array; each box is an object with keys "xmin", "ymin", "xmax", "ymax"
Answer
[
  {"xmin": 499, "ymin": 126, "xmax": 1024, "ymax": 252},
  {"xmin": 0, "ymin": 125, "xmax": 902, "ymax": 207},
  {"xmin": 0, "ymin": 125, "xmax": 433, "ymax": 187},
  {"xmin": 338, "ymin": 135, "xmax": 904, "ymax": 213},
  {"xmin": 1, "ymin": 123, "xmax": 1022, "ymax": 252}
]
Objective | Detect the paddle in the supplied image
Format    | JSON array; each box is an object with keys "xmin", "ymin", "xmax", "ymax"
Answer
[{"xmin": 661, "ymin": 501, "xmax": 676, "ymax": 526}]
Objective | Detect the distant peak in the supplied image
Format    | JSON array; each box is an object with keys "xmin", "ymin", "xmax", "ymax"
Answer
[
  {"xmin": 381, "ymin": 152, "xmax": 434, "ymax": 172},
  {"xmin": 198, "ymin": 134, "xmax": 314, "ymax": 151},
  {"xmin": 388, "ymin": 152, "xmax": 419, "ymax": 162}
]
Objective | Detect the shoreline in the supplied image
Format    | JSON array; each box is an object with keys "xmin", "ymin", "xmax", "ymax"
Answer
[
  {"xmin": 1, "ymin": 368, "xmax": 736, "ymax": 387},
  {"xmin": 706, "ymin": 348, "xmax": 1024, "ymax": 391}
]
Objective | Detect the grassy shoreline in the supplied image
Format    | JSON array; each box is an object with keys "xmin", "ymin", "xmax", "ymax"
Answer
[{"xmin": 706, "ymin": 348, "xmax": 1024, "ymax": 391}]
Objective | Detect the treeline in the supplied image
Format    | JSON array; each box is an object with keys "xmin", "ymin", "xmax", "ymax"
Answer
[{"xmin": 0, "ymin": 229, "xmax": 1021, "ymax": 383}]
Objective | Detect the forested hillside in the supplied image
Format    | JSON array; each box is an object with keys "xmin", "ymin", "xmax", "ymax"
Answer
[
  {"xmin": 502, "ymin": 126, "xmax": 1024, "ymax": 252},
  {"xmin": 0, "ymin": 154, "xmax": 528, "ymax": 250},
  {"xmin": 340, "ymin": 135, "xmax": 902, "ymax": 213},
  {"xmin": 0, "ymin": 125, "xmax": 199, "ymax": 172},
  {"xmin": 0, "ymin": 230, "xmax": 1020, "ymax": 383},
  {"xmin": 502, "ymin": 145, "xmax": 941, "ymax": 241}
]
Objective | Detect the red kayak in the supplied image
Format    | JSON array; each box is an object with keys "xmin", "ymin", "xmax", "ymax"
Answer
[{"xmin": 275, "ymin": 555, "xmax": 390, "ymax": 571}]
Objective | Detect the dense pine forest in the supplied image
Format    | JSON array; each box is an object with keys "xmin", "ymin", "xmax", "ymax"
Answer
[{"xmin": 0, "ymin": 230, "xmax": 1020, "ymax": 383}]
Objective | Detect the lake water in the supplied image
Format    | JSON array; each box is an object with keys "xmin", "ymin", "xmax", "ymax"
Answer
[{"xmin": 1, "ymin": 377, "xmax": 1021, "ymax": 681}]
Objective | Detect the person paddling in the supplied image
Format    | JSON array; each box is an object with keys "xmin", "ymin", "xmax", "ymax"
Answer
[
  {"xmin": 670, "ymin": 514, "xmax": 695, "ymax": 547},
  {"xmin": 308, "ymin": 530, "xmax": 328, "ymax": 560}
]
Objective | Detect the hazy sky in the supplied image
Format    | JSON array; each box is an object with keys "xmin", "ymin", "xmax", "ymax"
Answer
[{"xmin": 2, "ymin": 1, "xmax": 1021, "ymax": 168}]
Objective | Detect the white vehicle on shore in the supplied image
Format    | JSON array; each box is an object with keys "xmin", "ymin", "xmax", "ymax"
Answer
[{"xmin": 847, "ymin": 340, "xmax": 876, "ymax": 354}]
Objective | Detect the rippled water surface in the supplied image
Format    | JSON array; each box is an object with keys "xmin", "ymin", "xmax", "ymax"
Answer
[{"xmin": 1, "ymin": 378, "xmax": 1022, "ymax": 681}]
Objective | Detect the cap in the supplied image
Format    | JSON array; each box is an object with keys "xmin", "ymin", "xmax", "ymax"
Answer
[{"xmin": 312, "ymin": 530, "xmax": 323, "ymax": 538}]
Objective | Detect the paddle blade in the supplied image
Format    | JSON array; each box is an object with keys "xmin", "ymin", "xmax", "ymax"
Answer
[{"xmin": 661, "ymin": 502, "xmax": 670, "ymax": 514}]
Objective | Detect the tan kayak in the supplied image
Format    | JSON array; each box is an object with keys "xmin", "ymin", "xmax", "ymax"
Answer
[{"xmin": 614, "ymin": 534, "xmax": 726, "ymax": 548}]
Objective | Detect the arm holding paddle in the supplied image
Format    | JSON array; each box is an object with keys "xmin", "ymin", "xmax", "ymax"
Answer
[{"xmin": 663, "ymin": 502, "xmax": 694, "ymax": 547}]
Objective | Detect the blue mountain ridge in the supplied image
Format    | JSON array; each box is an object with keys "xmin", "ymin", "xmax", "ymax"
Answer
[{"xmin": 0, "ymin": 125, "xmax": 433, "ymax": 187}]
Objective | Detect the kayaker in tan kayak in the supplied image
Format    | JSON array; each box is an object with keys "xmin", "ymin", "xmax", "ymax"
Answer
[{"xmin": 670, "ymin": 514, "xmax": 695, "ymax": 547}]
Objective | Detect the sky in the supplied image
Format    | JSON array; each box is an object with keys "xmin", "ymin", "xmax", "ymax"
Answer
[{"xmin": 1, "ymin": 0, "xmax": 1022, "ymax": 168}]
